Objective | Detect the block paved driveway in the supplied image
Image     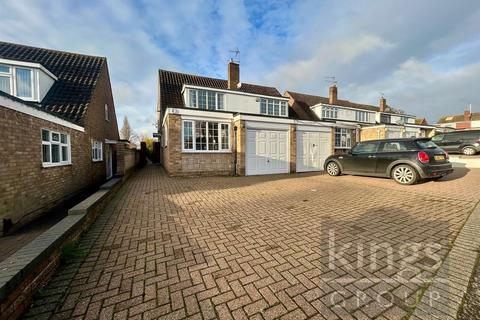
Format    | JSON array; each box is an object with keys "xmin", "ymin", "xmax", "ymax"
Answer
[{"xmin": 24, "ymin": 165, "xmax": 480, "ymax": 320}]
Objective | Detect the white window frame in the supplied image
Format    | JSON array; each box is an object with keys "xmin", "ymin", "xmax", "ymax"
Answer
[
  {"xmin": 181, "ymin": 120, "xmax": 230, "ymax": 153},
  {"xmin": 105, "ymin": 104, "xmax": 109, "ymax": 121},
  {"xmin": 187, "ymin": 89, "xmax": 225, "ymax": 111},
  {"xmin": 335, "ymin": 128, "xmax": 352, "ymax": 149},
  {"xmin": 355, "ymin": 111, "xmax": 369, "ymax": 123},
  {"xmin": 260, "ymin": 98, "xmax": 288, "ymax": 116},
  {"xmin": 0, "ymin": 64, "xmax": 36, "ymax": 100},
  {"xmin": 41, "ymin": 129, "xmax": 71, "ymax": 168},
  {"xmin": 92, "ymin": 140, "xmax": 103, "ymax": 162},
  {"xmin": 322, "ymin": 106, "xmax": 338, "ymax": 119}
]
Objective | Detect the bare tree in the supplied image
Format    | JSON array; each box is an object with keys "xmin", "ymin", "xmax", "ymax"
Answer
[{"xmin": 120, "ymin": 116, "xmax": 137, "ymax": 142}]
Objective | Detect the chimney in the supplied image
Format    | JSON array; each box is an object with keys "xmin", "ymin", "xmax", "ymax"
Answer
[
  {"xmin": 379, "ymin": 97, "xmax": 387, "ymax": 112},
  {"xmin": 328, "ymin": 85, "xmax": 337, "ymax": 104},
  {"xmin": 464, "ymin": 109, "xmax": 472, "ymax": 122},
  {"xmin": 228, "ymin": 59, "xmax": 239, "ymax": 89}
]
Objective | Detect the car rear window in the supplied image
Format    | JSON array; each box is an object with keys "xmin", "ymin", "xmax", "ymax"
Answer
[{"xmin": 415, "ymin": 140, "xmax": 438, "ymax": 149}]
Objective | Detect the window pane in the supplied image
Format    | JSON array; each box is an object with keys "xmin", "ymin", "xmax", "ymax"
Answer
[
  {"xmin": 0, "ymin": 75, "xmax": 10, "ymax": 94},
  {"xmin": 208, "ymin": 122, "xmax": 219, "ymax": 150},
  {"xmin": 42, "ymin": 144, "xmax": 50, "ymax": 163},
  {"xmin": 217, "ymin": 94, "xmax": 224, "ymax": 110},
  {"xmin": 0, "ymin": 65, "xmax": 9, "ymax": 73},
  {"xmin": 183, "ymin": 122, "xmax": 193, "ymax": 149},
  {"xmin": 273, "ymin": 101, "xmax": 279, "ymax": 116},
  {"xmin": 52, "ymin": 132, "xmax": 60, "ymax": 141},
  {"xmin": 195, "ymin": 121, "xmax": 207, "ymax": 150},
  {"xmin": 189, "ymin": 89, "xmax": 197, "ymax": 108},
  {"xmin": 16, "ymin": 68, "xmax": 33, "ymax": 97},
  {"xmin": 221, "ymin": 124, "xmax": 229, "ymax": 150},
  {"xmin": 42, "ymin": 129, "xmax": 50, "ymax": 141},
  {"xmin": 52, "ymin": 144, "xmax": 60, "ymax": 163},
  {"xmin": 61, "ymin": 146, "xmax": 69, "ymax": 161},
  {"xmin": 260, "ymin": 99, "xmax": 266, "ymax": 114},
  {"xmin": 280, "ymin": 101, "xmax": 287, "ymax": 116},
  {"xmin": 198, "ymin": 90, "xmax": 207, "ymax": 109},
  {"xmin": 60, "ymin": 134, "xmax": 67, "ymax": 144},
  {"xmin": 207, "ymin": 91, "xmax": 216, "ymax": 110},
  {"xmin": 268, "ymin": 100, "xmax": 273, "ymax": 115}
]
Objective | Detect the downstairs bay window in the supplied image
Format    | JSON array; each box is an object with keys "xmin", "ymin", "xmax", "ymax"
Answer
[
  {"xmin": 182, "ymin": 120, "xmax": 230, "ymax": 152},
  {"xmin": 335, "ymin": 128, "xmax": 352, "ymax": 148},
  {"xmin": 41, "ymin": 129, "xmax": 71, "ymax": 167}
]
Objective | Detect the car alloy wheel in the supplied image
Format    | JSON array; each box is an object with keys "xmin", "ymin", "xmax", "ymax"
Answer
[
  {"xmin": 392, "ymin": 165, "xmax": 417, "ymax": 185},
  {"xmin": 326, "ymin": 162, "xmax": 340, "ymax": 176},
  {"xmin": 462, "ymin": 146, "xmax": 476, "ymax": 155}
]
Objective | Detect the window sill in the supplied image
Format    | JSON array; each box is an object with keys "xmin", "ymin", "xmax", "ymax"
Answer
[
  {"xmin": 334, "ymin": 147, "xmax": 351, "ymax": 149},
  {"xmin": 182, "ymin": 150, "xmax": 232, "ymax": 154},
  {"xmin": 92, "ymin": 159, "xmax": 104, "ymax": 162},
  {"xmin": 42, "ymin": 162, "xmax": 72, "ymax": 168}
]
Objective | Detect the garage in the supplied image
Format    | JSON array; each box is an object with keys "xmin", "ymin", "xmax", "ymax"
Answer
[
  {"xmin": 296, "ymin": 128, "xmax": 332, "ymax": 172},
  {"xmin": 246, "ymin": 128, "xmax": 289, "ymax": 176}
]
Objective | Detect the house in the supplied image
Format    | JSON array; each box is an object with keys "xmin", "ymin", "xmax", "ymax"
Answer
[
  {"xmin": 0, "ymin": 41, "xmax": 123, "ymax": 235},
  {"xmin": 286, "ymin": 85, "xmax": 436, "ymax": 146},
  {"xmin": 157, "ymin": 60, "xmax": 337, "ymax": 176},
  {"xmin": 437, "ymin": 110, "xmax": 480, "ymax": 129}
]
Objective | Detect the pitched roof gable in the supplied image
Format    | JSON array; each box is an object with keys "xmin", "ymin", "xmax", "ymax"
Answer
[
  {"xmin": 438, "ymin": 112, "xmax": 480, "ymax": 124},
  {"xmin": 0, "ymin": 41, "xmax": 106, "ymax": 125},
  {"xmin": 158, "ymin": 69, "xmax": 283, "ymax": 114}
]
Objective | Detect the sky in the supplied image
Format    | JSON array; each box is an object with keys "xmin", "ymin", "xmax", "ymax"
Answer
[{"xmin": 1, "ymin": 0, "xmax": 479, "ymax": 135}]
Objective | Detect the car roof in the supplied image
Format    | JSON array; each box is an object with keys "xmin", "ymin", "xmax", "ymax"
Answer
[{"xmin": 358, "ymin": 138, "xmax": 423, "ymax": 143}]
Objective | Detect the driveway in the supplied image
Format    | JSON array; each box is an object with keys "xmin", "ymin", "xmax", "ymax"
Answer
[{"xmin": 23, "ymin": 166, "xmax": 480, "ymax": 320}]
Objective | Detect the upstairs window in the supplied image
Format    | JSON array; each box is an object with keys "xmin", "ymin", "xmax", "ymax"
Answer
[
  {"xmin": 0, "ymin": 64, "xmax": 34, "ymax": 99},
  {"xmin": 188, "ymin": 89, "xmax": 225, "ymax": 110},
  {"xmin": 322, "ymin": 106, "xmax": 338, "ymax": 119},
  {"xmin": 355, "ymin": 111, "xmax": 370, "ymax": 123},
  {"xmin": 92, "ymin": 140, "xmax": 103, "ymax": 162},
  {"xmin": 41, "ymin": 129, "xmax": 71, "ymax": 167},
  {"xmin": 260, "ymin": 98, "xmax": 287, "ymax": 116},
  {"xmin": 380, "ymin": 113, "xmax": 391, "ymax": 124}
]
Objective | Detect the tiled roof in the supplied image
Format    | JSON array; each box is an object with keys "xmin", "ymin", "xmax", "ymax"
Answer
[
  {"xmin": 437, "ymin": 112, "xmax": 480, "ymax": 124},
  {"xmin": 158, "ymin": 69, "xmax": 283, "ymax": 114},
  {"xmin": 0, "ymin": 41, "xmax": 106, "ymax": 125}
]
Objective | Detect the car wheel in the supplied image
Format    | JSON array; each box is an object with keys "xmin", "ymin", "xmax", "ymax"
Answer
[
  {"xmin": 326, "ymin": 161, "xmax": 341, "ymax": 176},
  {"xmin": 462, "ymin": 146, "xmax": 477, "ymax": 156},
  {"xmin": 391, "ymin": 165, "xmax": 418, "ymax": 185}
]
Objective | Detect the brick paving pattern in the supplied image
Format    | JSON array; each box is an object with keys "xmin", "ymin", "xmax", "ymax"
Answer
[{"xmin": 23, "ymin": 166, "xmax": 480, "ymax": 319}]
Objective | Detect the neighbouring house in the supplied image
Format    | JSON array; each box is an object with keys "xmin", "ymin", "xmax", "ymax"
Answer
[
  {"xmin": 437, "ymin": 110, "xmax": 480, "ymax": 129},
  {"xmin": 0, "ymin": 41, "xmax": 131, "ymax": 235},
  {"xmin": 286, "ymin": 85, "xmax": 436, "ymax": 147},
  {"xmin": 157, "ymin": 60, "xmax": 337, "ymax": 176}
]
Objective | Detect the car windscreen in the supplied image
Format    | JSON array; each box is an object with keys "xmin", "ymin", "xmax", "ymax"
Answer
[{"xmin": 415, "ymin": 140, "xmax": 438, "ymax": 149}]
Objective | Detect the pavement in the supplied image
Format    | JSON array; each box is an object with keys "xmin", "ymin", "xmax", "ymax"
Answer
[{"xmin": 21, "ymin": 165, "xmax": 480, "ymax": 319}]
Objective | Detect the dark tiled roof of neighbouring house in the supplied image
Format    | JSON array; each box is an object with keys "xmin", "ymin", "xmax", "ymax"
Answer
[
  {"xmin": 0, "ymin": 41, "xmax": 106, "ymax": 125},
  {"xmin": 437, "ymin": 112, "xmax": 480, "ymax": 124},
  {"xmin": 158, "ymin": 69, "xmax": 283, "ymax": 114}
]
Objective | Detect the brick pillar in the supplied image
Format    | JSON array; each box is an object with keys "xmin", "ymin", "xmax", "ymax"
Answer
[{"xmin": 290, "ymin": 125, "xmax": 296, "ymax": 173}]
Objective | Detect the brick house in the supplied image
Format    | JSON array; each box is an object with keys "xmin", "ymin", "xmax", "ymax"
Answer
[
  {"xmin": 157, "ymin": 61, "xmax": 337, "ymax": 176},
  {"xmin": 0, "ymin": 42, "xmax": 120, "ymax": 235},
  {"xmin": 285, "ymin": 85, "xmax": 436, "ymax": 148},
  {"xmin": 437, "ymin": 110, "xmax": 480, "ymax": 129}
]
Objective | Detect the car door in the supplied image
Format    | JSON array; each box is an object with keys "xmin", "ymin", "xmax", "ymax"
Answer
[
  {"xmin": 375, "ymin": 141, "xmax": 409, "ymax": 175},
  {"xmin": 341, "ymin": 141, "xmax": 379, "ymax": 173},
  {"xmin": 440, "ymin": 132, "xmax": 463, "ymax": 152}
]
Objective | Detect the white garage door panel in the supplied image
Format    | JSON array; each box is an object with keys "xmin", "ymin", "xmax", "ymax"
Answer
[
  {"xmin": 296, "ymin": 131, "xmax": 331, "ymax": 172},
  {"xmin": 246, "ymin": 130, "xmax": 289, "ymax": 175}
]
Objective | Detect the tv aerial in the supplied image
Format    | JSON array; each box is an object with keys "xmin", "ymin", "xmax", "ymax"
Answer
[
  {"xmin": 229, "ymin": 48, "xmax": 240, "ymax": 62},
  {"xmin": 325, "ymin": 76, "xmax": 337, "ymax": 85}
]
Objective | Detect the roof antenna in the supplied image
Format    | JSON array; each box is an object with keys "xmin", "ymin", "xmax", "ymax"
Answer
[
  {"xmin": 380, "ymin": 92, "xmax": 385, "ymax": 98},
  {"xmin": 324, "ymin": 76, "xmax": 337, "ymax": 85},
  {"xmin": 229, "ymin": 48, "xmax": 240, "ymax": 63}
]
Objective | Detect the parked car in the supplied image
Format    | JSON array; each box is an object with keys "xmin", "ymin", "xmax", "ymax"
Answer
[
  {"xmin": 324, "ymin": 138, "xmax": 453, "ymax": 185},
  {"xmin": 431, "ymin": 130, "xmax": 480, "ymax": 155}
]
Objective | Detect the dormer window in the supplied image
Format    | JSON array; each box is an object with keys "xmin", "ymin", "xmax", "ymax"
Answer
[{"xmin": 0, "ymin": 64, "xmax": 34, "ymax": 99}]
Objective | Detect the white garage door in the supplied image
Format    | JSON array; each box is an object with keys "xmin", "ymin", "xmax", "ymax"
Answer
[
  {"xmin": 297, "ymin": 131, "xmax": 331, "ymax": 172},
  {"xmin": 246, "ymin": 130, "xmax": 289, "ymax": 175}
]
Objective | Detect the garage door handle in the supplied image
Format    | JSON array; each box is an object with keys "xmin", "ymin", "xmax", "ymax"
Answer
[
  {"xmin": 312, "ymin": 144, "xmax": 316, "ymax": 147},
  {"xmin": 267, "ymin": 160, "xmax": 270, "ymax": 163}
]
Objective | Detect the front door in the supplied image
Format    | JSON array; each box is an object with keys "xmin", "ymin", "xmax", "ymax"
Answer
[{"xmin": 105, "ymin": 144, "xmax": 113, "ymax": 179}]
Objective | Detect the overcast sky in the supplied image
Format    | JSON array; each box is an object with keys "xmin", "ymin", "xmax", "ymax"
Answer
[{"xmin": 1, "ymin": 0, "xmax": 479, "ymax": 134}]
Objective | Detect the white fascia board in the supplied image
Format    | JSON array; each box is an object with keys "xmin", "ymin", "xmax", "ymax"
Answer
[
  {"xmin": 312, "ymin": 103, "xmax": 377, "ymax": 114},
  {"xmin": 0, "ymin": 95, "xmax": 84, "ymax": 132},
  {"xmin": 294, "ymin": 120, "xmax": 336, "ymax": 128},
  {"xmin": 334, "ymin": 121, "xmax": 361, "ymax": 129},
  {"xmin": 0, "ymin": 58, "xmax": 58, "ymax": 81},
  {"xmin": 165, "ymin": 107, "xmax": 234, "ymax": 121},
  {"xmin": 233, "ymin": 114, "xmax": 295, "ymax": 124},
  {"xmin": 404, "ymin": 124, "xmax": 436, "ymax": 129},
  {"xmin": 182, "ymin": 84, "xmax": 289, "ymax": 101}
]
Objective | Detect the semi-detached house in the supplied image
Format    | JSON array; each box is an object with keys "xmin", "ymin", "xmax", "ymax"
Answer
[{"xmin": 157, "ymin": 61, "xmax": 340, "ymax": 176}]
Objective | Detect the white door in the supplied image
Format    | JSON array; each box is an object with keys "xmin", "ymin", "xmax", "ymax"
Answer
[
  {"xmin": 246, "ymin": 130, "xmax": 289, "ymax": 175},
  {"xmin": 297, "ymin": 131, "xmax": 331, "ymax": 172}
]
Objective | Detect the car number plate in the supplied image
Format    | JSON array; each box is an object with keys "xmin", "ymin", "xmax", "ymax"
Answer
[{"xmin": 434, "ymin": 155, "xmax": 445, "ymax": 161}]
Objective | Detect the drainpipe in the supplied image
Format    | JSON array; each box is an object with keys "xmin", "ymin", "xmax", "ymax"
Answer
[{"xmin": 233, "ymin": 126, "xmax": 238, "ymax": 176}]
